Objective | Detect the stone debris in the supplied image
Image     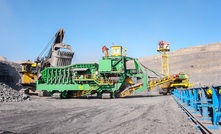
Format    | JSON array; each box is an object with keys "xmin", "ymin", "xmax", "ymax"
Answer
[
  {"xmin": 0, "ymin": 82, "xmax": 30, "ymax": 102},
  {"xmin": 0, "ymin": 61, "xmax": 21, "ymax": 90}
]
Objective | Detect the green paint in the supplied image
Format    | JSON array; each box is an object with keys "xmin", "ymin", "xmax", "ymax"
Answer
[{"xmin": 37, "ymin": 55, "xmax": 149, "ymax": 98}]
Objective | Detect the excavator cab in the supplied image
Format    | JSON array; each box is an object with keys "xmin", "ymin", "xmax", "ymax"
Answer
[
  {"xmin": 20, "ymin": 61, "xmax": 38, "ymax": 85},
  {"xmin": 20, "ymin": 61, "xmax": 38, "ymax": 95}
]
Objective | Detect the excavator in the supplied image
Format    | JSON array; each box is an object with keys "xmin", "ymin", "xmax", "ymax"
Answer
[{"xmin": 19, "ymin": 28, "xmax": 74, "ymax": 96}]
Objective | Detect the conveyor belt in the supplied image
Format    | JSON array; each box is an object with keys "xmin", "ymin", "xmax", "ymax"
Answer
[
  {"xmin": 120, "ymin": 83, "xmax": 143, "ymax": 97},
  {"xmin": 173, "ymin": 96, "xmax": 212, "ymax": 134}
]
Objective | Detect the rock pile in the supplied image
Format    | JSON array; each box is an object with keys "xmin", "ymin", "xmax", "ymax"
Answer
[
  {"xmin": 0, "ymin": 61, "xmax": 21, "ymax": 90},
  {"xmin": 0, "ymin": 56, "xmax": 7, "ymax": 61},
  {"xmin": 0, "ymin": 82, "xmax": 30, "ymax": 102}
]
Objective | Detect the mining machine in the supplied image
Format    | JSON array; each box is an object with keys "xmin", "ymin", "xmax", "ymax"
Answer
[
  {"xmin": 156, "ymin": 40, "xmax": 192, "ymax": 94},
  {"xmin": 20, "ymin": 28, "xmax": 74, "ymax": 96},
  {"xmin": 36, "ymin": 45, "xmax": 149, "ymax": 98}
]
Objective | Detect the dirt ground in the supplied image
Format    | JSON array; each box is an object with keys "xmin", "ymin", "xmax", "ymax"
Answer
[
  {"xmin": 3, "ymin": 43, "xmax": 220, "ymax": 134},
  {"xmin": 0, "ymin": 95, "xmax": 200, "ymax": 134}
]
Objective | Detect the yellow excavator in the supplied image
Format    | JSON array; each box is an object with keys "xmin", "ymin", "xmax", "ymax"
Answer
[
  {"xmin": 19, "ymin": 28, "xmax": 74, "ymax": 96},
  {"xmin": 20, "ymin": 61, "xmax": 38, "ymax": 95}
]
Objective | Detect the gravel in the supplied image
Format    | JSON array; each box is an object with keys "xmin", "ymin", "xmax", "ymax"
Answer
[
  {"xmin": 0, "ymin": 82, "xmax": 30, "ymax": 102},
  {"xmin": 0, "ymin": 58, "xmax": 29, "ymax": 103},
  {"xmin": 0, "ymin": 95, "xmax": 200, "ymax": 134},
  {"xmin": 0, "ymin": 60, "xmax": 21, "ymax": 90}
]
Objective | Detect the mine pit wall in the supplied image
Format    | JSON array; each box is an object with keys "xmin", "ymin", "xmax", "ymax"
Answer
[
  {"xmin": 139, "ymin": 43, "xmax": 221, "ymax": 86},
  {"xmin": 0, "ymin": 61, "xmax": 21, "ymax": 90}
]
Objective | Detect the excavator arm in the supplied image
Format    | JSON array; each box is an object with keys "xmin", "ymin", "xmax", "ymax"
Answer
[
  {"xmin": 47, "ymin": 28, "xmax": 65, "ymax": 58},
  {"xmin": 36, "ymin": 28, "xmax": 74, "ymax": 77}
]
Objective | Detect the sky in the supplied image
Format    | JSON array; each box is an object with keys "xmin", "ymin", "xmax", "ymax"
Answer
[{"xmin": 0, "ymin": 0, "xmax": 221, "ymax": 63}]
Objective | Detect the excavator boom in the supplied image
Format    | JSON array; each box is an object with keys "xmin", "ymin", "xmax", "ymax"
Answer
[{"xmin": 20, "ymin": 28, "xmax": 74, "ymax": 96}]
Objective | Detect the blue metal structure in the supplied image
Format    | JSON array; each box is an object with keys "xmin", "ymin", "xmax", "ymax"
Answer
[
  {"xmin": 210, "ymin": 85, "xmax": 221, "ymax": 129},
  {"xmin": 173, "ymin": 86, "xmax": 221, "ymax": 130}
]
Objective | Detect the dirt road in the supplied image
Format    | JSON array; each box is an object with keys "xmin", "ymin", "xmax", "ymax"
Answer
[{"xmin": 0, "ymin": 95, "xmax": 200, "ymax": 134}]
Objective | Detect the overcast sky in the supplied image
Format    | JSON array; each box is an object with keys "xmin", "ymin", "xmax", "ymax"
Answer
[{"xmin": 0, "ymin": 0, "xmax": 220, "ymax": 62}]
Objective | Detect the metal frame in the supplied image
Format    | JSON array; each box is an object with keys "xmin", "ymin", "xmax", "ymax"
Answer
[{"xmin": 173, "ymin": 86, "xmax": 221, "ymax": 130}]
